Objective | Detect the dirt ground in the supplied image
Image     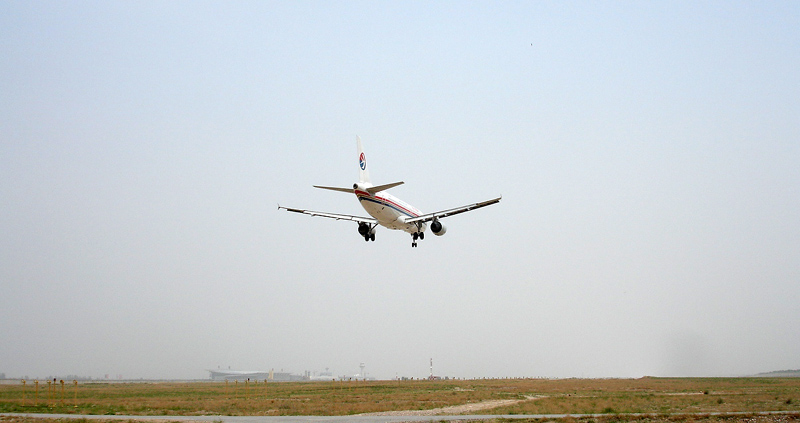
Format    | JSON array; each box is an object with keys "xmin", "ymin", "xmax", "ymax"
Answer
[{"xmin": 360, "ymin": 397, "xmax": 531, "ymax": 416}]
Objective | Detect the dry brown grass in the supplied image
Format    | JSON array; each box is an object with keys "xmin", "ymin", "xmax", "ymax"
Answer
[
  {"xmin": 488, "ymin": 378, "xmax": 800, "ymax": 415},
  {"xmin": 0, "ymin": 378, "xmax": 798, "ymax": 416},
  {"xmin": 0, "ymin": 417, "xmax": 188, "ymax": 423},
  {"xmin": 491, "ymin": 413, "xmax": 800, "ymax": 423}
]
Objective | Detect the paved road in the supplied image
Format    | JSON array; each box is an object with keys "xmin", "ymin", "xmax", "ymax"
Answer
[{"xmin": 4, "ymin": 411, "xmax": 799, "ymax": 423}]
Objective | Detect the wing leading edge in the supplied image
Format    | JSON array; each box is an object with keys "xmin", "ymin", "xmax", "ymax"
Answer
[
  {"xmin": 404, "ymin": 196, "xmax": 502, "ymax": 224},
  {"xmin": 277, "ymin": 205, "xmax": 377, "ymax": 224}
]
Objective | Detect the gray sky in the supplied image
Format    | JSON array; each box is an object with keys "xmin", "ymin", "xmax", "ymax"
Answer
[{"xmin": 1, "ymin": 1, "xmax": 798, "ymax": 381}]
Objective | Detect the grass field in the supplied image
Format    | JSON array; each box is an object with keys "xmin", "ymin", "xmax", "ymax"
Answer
[{"xmin": 1, "ymin": 378, "xmax": 799, "ymax": 417}]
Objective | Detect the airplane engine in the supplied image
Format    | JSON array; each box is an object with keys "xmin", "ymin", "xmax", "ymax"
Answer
[{"xmin": 430, "ymin": 219, "xmax": 447, "ymax": 236}]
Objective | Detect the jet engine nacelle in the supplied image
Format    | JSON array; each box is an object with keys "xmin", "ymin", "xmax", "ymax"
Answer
[
  {"xmin": 430, "ymin": 219, "xmax": 447, "ymax": 236},
  {"xmin": 357, "ymin": 222, "xmax": 374, "ymax": 236}
]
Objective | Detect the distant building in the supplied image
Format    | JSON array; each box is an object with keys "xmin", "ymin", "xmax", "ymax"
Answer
[{"xmin": 208, "ymin": 369, "xmax": 305, "ymax": 381}]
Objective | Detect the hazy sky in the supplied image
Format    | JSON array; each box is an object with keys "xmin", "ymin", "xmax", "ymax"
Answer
[{"xmin": 2, "ymin": 1, "xmax": 798, "ymax": 381}]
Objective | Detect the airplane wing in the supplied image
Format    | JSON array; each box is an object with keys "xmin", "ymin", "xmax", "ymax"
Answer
[
  {"xmin": 278, "ymin": 205, "xmax": 378, "ymax": 224},
  {"xmin": 404, "ymin": 196, "xmax": 501, "ymax": 224}
]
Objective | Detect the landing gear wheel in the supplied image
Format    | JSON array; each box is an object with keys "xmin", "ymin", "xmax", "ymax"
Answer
[
  {"xmin": 412, "ymin": 232, "xmax": 419, "ymax": 241},
  {"xmin": 364, "ymin": 235, "xmax": 370, "ymax": 242},
  {"xmin": 370, "ymin": 233, "xmax": 375, "ymax": 241},
  {"xmin": 419, "ymin": 232, "xmax": 424, "ymax": 240}
]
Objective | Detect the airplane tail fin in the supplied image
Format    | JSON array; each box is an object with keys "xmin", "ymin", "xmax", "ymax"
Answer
[{"xmin": 357, "ymin": 136, "xmax": 371, "ymax": 184}]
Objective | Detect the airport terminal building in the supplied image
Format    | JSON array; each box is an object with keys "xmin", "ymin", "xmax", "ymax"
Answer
[{"xmin": 208, "ymin": 369, "xmax": 305, "ymax": 381}]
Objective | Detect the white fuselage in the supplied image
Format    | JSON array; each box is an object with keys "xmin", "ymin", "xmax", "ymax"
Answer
[{"xmin": 355, "ymin": 185, "xmax": 427, "ymax": 234}]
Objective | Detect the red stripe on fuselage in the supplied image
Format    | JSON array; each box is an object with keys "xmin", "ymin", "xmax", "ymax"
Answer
[{"xmin": 355, "ymin": 190, "xmax": 419, "ymax": 217}]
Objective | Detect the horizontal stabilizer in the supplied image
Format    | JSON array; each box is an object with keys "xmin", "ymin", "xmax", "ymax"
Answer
[
  {"xmin": 313, "ymin": 185, "xmax": 354, "ymax": 193},
  {"xmin": 366, "ymin": 181, "xmax": 404, "ymax": 194}
]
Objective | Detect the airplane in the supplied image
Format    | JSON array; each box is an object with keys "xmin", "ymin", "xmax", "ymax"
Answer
[{"xmin": 278, "ymin": 137, "xmax": 501, "ymax": 247}]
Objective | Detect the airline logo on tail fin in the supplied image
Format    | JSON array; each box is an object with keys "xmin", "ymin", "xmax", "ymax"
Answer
[{"xmin": 357, "ymin": 136, "xmax": 370, "ymax": 184}]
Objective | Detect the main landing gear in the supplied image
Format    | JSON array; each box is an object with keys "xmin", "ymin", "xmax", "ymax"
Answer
[
  {"xmin": 411, "ymin": 231, "xmax": 424, "ymax": 247},
  {"xmin": 358, "ymin": 222, "xmax": 376, "ymax": 242}
]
